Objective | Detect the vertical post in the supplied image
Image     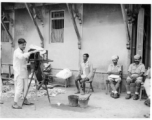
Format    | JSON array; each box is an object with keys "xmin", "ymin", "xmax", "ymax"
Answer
[{"xmin": 136, "ymin": 8, "xmax": 145, "ymax": 58}]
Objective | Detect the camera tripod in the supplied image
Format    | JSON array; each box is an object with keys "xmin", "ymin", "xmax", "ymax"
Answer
[{"xmin": 21, "ymin": 59, "xmax": 53, "ymax": 109}]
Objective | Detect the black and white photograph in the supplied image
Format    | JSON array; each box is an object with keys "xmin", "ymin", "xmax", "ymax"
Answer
[{"xmin": 0, "ymin": 0, "xmax": 151, "ymax": 118}]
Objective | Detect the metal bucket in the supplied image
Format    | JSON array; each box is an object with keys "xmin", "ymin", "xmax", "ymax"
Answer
[
  {"xmin": 78, "ymin": 99, "xmax": 89, "ymax": 108},
  {"xmin": 68, "ymin": 95, "xmax": 79, "ymax": 107}
]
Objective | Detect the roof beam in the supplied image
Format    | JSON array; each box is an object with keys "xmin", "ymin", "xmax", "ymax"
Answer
[
  {"xmin": 66, "ymin": 3, "xmax": 81, "ymax": 49},
  {"xmin": 121, "ymin": 4, "xmax": 131, "ymax": 49},
  {"xmin": 25, "ymin": 3, "xmax": 44, "ymax": 48}
]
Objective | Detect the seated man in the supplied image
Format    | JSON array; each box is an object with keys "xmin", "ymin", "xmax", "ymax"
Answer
[
  {"xmin": 144, "ymin": 67, "xmax": 151, "ymax": 107},
  {"xmin": 75, "ymin": 53, "xmax": 93, "ymax": 95},
  {"xmin": 126, "ymin": 54, "xmax": 145, "ymax": 100},
  {"xmin": 107, "ymin": 55, "xmax": 122, "ymax": 99}
]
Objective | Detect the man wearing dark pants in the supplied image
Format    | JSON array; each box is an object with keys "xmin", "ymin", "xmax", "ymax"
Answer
[
  {"xmin": 125, "ymin": 54, "xmax": 145, "ymax": 100},
  {"xmin": 75, "ymin": 53, "xmax": 93, "ymax": 95}
]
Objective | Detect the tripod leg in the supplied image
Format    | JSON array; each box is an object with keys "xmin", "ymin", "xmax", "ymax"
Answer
[
  {"xmin": 34, "ymin": 78, "xmax": 38, "ymax": 110},
  {"xmin": 21, "ymin": 71, "xmax": 35, "ymax": 107},
  {"xmin": 45, "ymin": 84, "xmax": 51, "ymax": 104}
]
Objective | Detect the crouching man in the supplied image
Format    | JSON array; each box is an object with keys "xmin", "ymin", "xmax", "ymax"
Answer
[
  {"xmin": 75, "ymin": 53, "xmax": 93, "ymax": 95},
  {"xmin": 125, "ymin": 54, "xmax": 145, "ymax": 100},
  {"xmin": 12, "ymin": 38, "xmax": 41, "ymax": 109},
  {"xmin": 107, "ymin": 55, "xmax": 122, "ymax": 99}
]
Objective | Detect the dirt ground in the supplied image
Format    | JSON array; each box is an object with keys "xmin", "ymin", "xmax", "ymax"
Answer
[{"xmin": 0, "ymin": 86, "xmax": 150, "ymax": 118}]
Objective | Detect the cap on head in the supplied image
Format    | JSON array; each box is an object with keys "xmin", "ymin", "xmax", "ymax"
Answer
[
  {"xmin": 18, "ymin": 38, "xmax": 26, "ymax": 44},
  {"xmin": 112, "ymin": 55, "xmax": 119, "ymax": 61},
  {"xmin": 134, "ymin": 54, "xmax": 141, "ymax": 61}
]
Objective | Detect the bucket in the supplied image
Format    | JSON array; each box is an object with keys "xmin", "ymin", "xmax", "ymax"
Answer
[
  {"xmin": 78, "ymin": 94, "xmax": 91, "ymax": 108},
  {"xmin": 68, "ymin": 95, "xmax": 79, "ymax": 107},
  {"xmin": 78, "ymin": 99, "xmax": 89, "ymax": 108}
]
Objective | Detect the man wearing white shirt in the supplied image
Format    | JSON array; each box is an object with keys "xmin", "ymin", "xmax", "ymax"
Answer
[
  {"xmin": 107, "ymin": 55, "xmax": 122, "ymax": 99},
  {"xmin": 12, "ymin": 38, "xmax": 40, "ymax": 109},
  {"xmin": 75, "ymin": 53, "xmax": 93, "ymax": 95}
]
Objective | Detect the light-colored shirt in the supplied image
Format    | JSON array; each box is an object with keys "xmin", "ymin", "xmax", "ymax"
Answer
[
  {"xmin": 107, "ymin": 63, "xmax": 122, "ymax": 73},
  {"xmin": 13, "ymin": 48, "xmax": 30, "ymax": 81},
  {"xmin": 79, "ymin": 60, "xmax": 93, "ymax": 79},
  {"xmin": 128, "ymin": 63, "xmax": 145, "ymax": 74}
]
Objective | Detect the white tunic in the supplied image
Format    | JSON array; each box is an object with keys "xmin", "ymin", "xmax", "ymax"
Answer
[{"xmin": 13, "ymin": 48, "xmax": 30, "ymax": 81}]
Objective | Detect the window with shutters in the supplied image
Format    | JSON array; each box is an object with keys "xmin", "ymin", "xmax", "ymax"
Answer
[{"xmin": 50, "ymin": 11, "xmax": 64, "ymax": 43}]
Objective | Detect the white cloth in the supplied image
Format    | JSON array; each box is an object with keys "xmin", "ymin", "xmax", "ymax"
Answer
[
  {"xmin": 108, "ymin": 74, "xmax": 120, "ymax": 79},
  {"xmin": 56, "ymin": 68, "xmax": 72, "ymax": 79},
  {"xmin": 108, "ymin": 74, "xmax": 121, "ymax": 82},
  {"xmin": 14, "ymin": 76, "xmax": 28, "ymax": 102},
  {"xmin": 29, "ymin": 44, "xmax": 46, "ymax": 56},
  {"xmin": 13, "ymin": 48, "xmax": 30, "ymax": 81}
]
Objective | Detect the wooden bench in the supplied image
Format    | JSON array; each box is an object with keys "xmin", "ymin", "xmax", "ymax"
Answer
[{"xmin": 1, "ymin": 63, "xmax": 13, "ymax": 84}]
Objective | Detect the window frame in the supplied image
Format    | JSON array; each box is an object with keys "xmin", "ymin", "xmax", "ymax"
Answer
[{"xmin": 49, "ymin": 10, "xmax": 65, "ymax": 43}]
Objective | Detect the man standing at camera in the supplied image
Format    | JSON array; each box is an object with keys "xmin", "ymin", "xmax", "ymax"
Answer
[{"xmin": 12, "ymin": 38, "xmax": 41, "ymax": 109}]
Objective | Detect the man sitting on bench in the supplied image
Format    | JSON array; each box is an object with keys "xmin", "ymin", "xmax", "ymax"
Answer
[
  {"xmin": 107, "ymin": 55, "xmax": 122, "ymax": 99},
  {"xmin": 75, "ymin": 53, "xmax": 93, "ymax": 95}
]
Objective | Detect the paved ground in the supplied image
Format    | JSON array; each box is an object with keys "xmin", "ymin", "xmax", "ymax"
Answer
[{"xmin": 0, "ymin": 86, "xmax": 150, "ymax": 118}]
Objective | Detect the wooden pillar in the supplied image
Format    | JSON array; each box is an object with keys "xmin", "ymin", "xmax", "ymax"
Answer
[
  {"xmin": 131, "ymin": 19, "xmax": 137, "ymax": 63},
  {"xmin": 136, "ymin": 8, "xmax": 145, "ymax": 58},
  {"xmin": 145, "ymin": 15, "xmax": 151, "ymax": 68}
]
